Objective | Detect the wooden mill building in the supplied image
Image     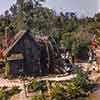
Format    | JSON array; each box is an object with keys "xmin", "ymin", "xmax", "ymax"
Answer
[{"xmin": 0, "ymin": 30, "xmax": 64, "ymax": 76}]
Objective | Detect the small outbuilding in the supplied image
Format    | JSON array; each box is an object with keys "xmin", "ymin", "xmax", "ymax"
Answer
[
  {"xmin": 0, "ymin": 30, "xmax": 64, "ymax": 77},
  {"xmin": 3, "ymin": 30, "xmax": 49, "ymax": 76}
]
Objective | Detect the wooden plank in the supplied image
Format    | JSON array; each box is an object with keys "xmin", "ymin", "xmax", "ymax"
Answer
[
  {"xmin": 35, "ymin": 74, "xmax": 76, "ymax": 82},
  {"xmin": 7, "ymin": 53, "xmax": 24, "ymax": 61}
]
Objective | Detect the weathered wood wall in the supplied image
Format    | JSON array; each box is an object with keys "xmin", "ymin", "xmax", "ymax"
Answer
[{"xmin": 8, "ymin": 32, "xmax": 49, "ymax": 76}]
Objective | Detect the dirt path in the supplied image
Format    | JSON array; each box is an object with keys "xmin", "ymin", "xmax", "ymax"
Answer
[
  {"xmin": 89, "ymin": 87, "xmax": 100, "ymax": 100},
  {"xmin": 0, "ymin": 78, "xmax": 23, "ymax": 87},
  {"xmin": 0, "ymin": 63, "xmax": 99, "ymax": 100}
]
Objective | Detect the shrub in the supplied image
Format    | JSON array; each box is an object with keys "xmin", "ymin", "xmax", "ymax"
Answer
[
  {"xmin": 32, "ymin": 94, "xmax": 47, "ymax": 100},
  {"xmin": 0, "ymin": 88, "xmax": 6, "ymax": 100},
  {"xmin": 67, "ymin": 68, "xmax": 90, "ymax": 97},
  {"xmin": 67, "ymin": 81, "xmax": 81, "ymax": 97},
  {"xmin": 51, "ymin": 83, "xmax": 65, "ymax": 100},
  {"xmin": 74, "ymin": 68, "xmax": 90, "ymax": 92},
  {"xmin": 28, "ymin": 80, "xmax": 47, "ymax": 92},
  {"xmin": 7, "ymin": 86, "xmax": 21, "ymax": 96}
]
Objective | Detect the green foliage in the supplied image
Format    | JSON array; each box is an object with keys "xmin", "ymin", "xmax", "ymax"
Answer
[
  {"xmin": 61, "ymin": 32, "xmax": 74, "ymax": 50},
  {"xmin": 32, "ymin": 94, "xmax": 47, "ymax": 100},
  {"xmin": 51, "ymin": 83, "xmax": 65, "ymax": 100},
  {"xmin": 51, "ymin": 32, "xmax": 62, "ymax": 47},
  {"xmin": 28, "ymin": 80, "xmax": 47, "ymax": 92},
  {"xmin": 0, "ymin": 88, "xmax": 6, "ymax": 100},
  {"xmin": 7, "ymin": 86, "xmax": 21, "ymax": 96},
  {"xmin": 0, "ymin": 86, "xmax": 21, "ymax": 100},
  {"xmin": 67, "ymin": 68, "xmax": 90, "ymax": 97},
  {"xmin": 67, "ymin": 81, "xmax": 81, "ymax": 97},
  {"xmin": 65, "ymin": 18, "xmax": 79, "ymax": 32},
  {"xmin": 0, "ymin": 32, "xmax": 4, "ymax": 36},
  {"xmin": 74, "ymin": 68, "xmax": 90, "ymax": 92},
  {"xmin": 3, "ymin": 61, "xmax": 10, "ymax": 79},
  {"xmin": 61, "ymin": 32, "xmax": 91, "ymax": 57},
  {"xmin": 76, "ymin": 40, "xmax": 90, "ymax": 56}
]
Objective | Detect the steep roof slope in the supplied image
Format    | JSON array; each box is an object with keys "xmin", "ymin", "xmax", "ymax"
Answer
[{"xmin": 3, "ymin": 30, "xmax": 26, "ymax": 57}]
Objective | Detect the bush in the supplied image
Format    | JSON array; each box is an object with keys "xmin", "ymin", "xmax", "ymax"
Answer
[
  {"xmin": 28, "ymin": 80, "xmax": 47, "ymax": 92},
  {"xmin": 0, "ymin": 88, "xmax": 7, "ymax": 100},
  {"xmin": 67, "ymin": 81, "xmax": 81, "ymax": 97},
  {"xmin": 32, "ymin": 94, "xmax": 47, "ymax": 100},
  {"xmin": 67, "ymin": 68, "xmax": 90, "ymax": 97},
  {"xmin": 74, "ymin": 68, "xmax": 90, "ymax": 92},
  {"xmin": 51, "ymin": 83, "xmax": 65, "ymax": 100},
  {"xmin": 7, "ymin": 86, "xmax": 21, "ymax": 96}
]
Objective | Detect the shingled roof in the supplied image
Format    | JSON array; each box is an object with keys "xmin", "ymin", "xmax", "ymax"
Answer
[
  {"xmin": 3, "ymin": 30, "xmax": 49, "ymax": 57},
  {"xmin": 3, "ymin": 30, "xmax": 26, "ymax": 57}
]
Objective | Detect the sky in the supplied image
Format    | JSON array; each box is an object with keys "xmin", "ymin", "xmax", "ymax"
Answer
[{"xmin": 0, "ymin": 0, "xmax": 99, "ymax": 17}]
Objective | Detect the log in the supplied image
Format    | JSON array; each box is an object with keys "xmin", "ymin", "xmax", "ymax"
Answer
[{"xmin": 35, "ymin": 74, "xmax": 76, "ymax": 82}]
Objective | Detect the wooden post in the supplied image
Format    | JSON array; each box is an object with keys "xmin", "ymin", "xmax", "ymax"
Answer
[
  {"xmin": 46, "ymin": 80, "xmax": 51, "ymax": 100},
  {"xmin": 23, "ymin": 76, "xmax": 27, "ymax": 97},
  {"xmin": 45, "ymin": 42, "xmax": 50, "ymax": 74},
  {"xmin": 38, "ymin": 58, "xmax": 42, "ymax": 76}
]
